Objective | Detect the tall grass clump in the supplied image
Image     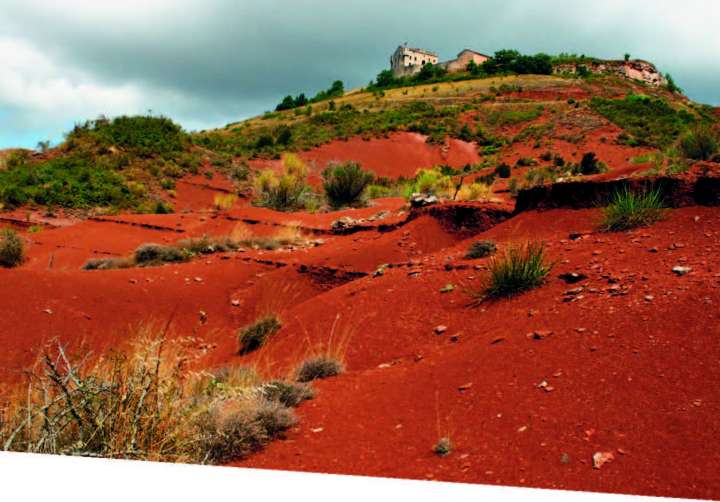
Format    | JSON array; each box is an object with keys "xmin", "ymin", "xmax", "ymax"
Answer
[
  {"xmin": 253, "ymin": 154, "xmax": 313, "ymax": 211},
  {"xmin": 134, "ymin": 243, "xmax": 189, "ymax": 265},
  {"xmin": 0, "ymin": 327, "xmax": 311, "ymax": 464},
  {"xmin": 601, "ymin": 187, "xmax": 665, "ymax": 232},
  {"xmin": 0, "ymin": 228, "xmax": 24, "ymax": 268},
  {"xmin": 470, "ymin": 242, "xmax": 553, "ymax": 302},
  {"xmin": 322, "ymin": 161, "xmax": 374, "ymax": 209},
  {"xmin": 237, "ymin": 315, "xmax": 282, "ymax": 355}
]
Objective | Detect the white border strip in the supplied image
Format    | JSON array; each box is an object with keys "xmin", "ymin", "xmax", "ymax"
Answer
[{"xmin": 0, "ymin": 452, "xmax": 693, "ymax": 502}]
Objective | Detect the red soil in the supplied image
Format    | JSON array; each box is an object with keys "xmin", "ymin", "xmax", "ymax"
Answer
[
  {"xmin": 2, "ymin": 155, "xmax": 720, "ymax": 499},
  {"xmin": 250, "ymin": 132, "xmax": 481, "ymax": 183}
]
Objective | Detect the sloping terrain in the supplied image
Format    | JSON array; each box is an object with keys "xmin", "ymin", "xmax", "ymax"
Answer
[{"xmin": 1, "ymin": 71, "xmax": 719, "ymax": 498}]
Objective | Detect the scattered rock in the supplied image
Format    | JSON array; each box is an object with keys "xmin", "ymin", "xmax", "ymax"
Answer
[
  {"xmin": 372, "ymin": 264, "xmax": 387, "ymax": 277},
  {"xmin": 527, "ymin": 330, "xmax": 553, "ymax": 340},
  {"xmin": 490, "ymin": 336, "xmax": 506, "ymax": 345},
  {"xmin": 560, "ymin": 453, "xmax": 570, "ymax": 465},
  {"xmin": 42, "ymin": 308, "xmax": 53, "ymax": 315},
  {"xmin": 458, "ymin": 382, "xmax": 473, "ymax": 391},
  {"xmin": 558, "ymin": 272, "xmax": 587, "ymax": 284},
  {"xmin": 449, "ymin": 334, "xmax": 460, "ymax": 343},
  {"xmin": 409, "ymin": 193, "xmax": 438, "ymax": 208},
  {"xmin": 231, "ymin": 299, "xmax": 241, "ymax": 307},
  {"xmin": 434, "ymin": 325, "xmax": 448, "ymax": 335},
  {"xmin": 592, "ymin": 451, "xmax": 615, "ymax": 469},
  {"xmin": 672, "ymin": 266, "xmax": 692, "ymax": 276},
  {"xmin": 330, "ymin": 216, "xmax": 366, "ymax": 232},
  {"xmin": 537, "ymin": 380, "xmax": 555, "ymax": 392},
  {"xmin": 644, "ymin": 295, "xmax": 654, "ymax": 302}
]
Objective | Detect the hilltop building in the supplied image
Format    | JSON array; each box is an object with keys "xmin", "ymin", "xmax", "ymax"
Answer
[{"xmin": 390, "ymin": 44, "xmax": 490, "ymax": 77}]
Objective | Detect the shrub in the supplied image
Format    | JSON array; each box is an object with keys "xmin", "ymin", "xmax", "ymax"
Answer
[
  {"xmin": 237, "ymin": 315, "xmax": 282, "ymax": 355},
  {"xmin": 0, "ymin": 330, "xmax": 293, "ymax": 463},
  {"xmin": 253, "ymin": 154, "xmax": 312, "ymax": 212},
  {"xmin": 465, "ymin": 240, "xmax": 497, "ymax": 259},
  {"xmin": 322, "ymin": 161, "xmax": 375, "ymax": 208},
  {"xmin": 494, "ymin": 163, "xmax": 511, "ymax": 178},
  {"xmin": 515, "ymin": 157, "xmax": 538, "ymax": 167},
  {"xmin": 295, "ymin": 356, "xmax": 344, "ymax": 382},
  {"xmin": 0, "ymin": 228, "xmax": 24, "ymax": 268},
  {"xmin": 196, "ymin": 397, "xmax": 297, "ymax": 464},
  {"xmin": 134, "ymin": 243, "xmax": 189, "ymax": 265},
  {"xmin": 433, "ymin": 437, "xmax": 453, "ymax": 456},
  {"xmin": 679, "ymin": 127, "xmax": 719, "ymax": 160},
  {"xmin": 405, "ymin": 168, "xmax": 453, "ymax": 198},
  {"xmin": 601, "ymin": 187, "xmax": 664, "ymax": 231},
  {"xmin": 579, "ymin": 152, "xmax": 601, "ymax": 175},
  {"xmin": 262, "ymin": 380, "xmax": 315, "ymax": 407},
  {"xmin": 471, "ymin": 242, "xmax": 553, "ymax": 301}
]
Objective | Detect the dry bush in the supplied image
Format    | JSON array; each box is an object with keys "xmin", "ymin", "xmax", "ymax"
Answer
[
  {"xmin": 237, "ymin": 314, "xmax": 282, "ymax": 355},
  {"xmin": 0, "ymin": 228, "xmax": 24, "ymax": 268},
  {"xmin": 0, "ymin": 324, "xmax": 310, "ymax": 464},
  {"xmin": 213, "ymin": 193, "xmax": 238, "ymax": 211},
  {"xmin": 81, "ymin": 257, "xmax": 133, "ymax": 270},
  {"xmin": 295, "ymin": 356, "xmax": 344, "ymax": 382}
]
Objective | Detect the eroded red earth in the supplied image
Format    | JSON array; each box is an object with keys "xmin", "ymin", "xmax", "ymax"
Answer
[{"xmin": 2, "ymin": 133, "xmax": 720, "ymax": 499}]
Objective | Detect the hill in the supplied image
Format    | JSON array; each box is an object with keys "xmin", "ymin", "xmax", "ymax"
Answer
[{"xmin": 0, "ymin": 61, "xmax": 719, "ymax": 498}]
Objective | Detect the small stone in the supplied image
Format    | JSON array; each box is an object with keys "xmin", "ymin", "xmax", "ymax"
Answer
[
  {"xmin": 672, "ymin": 266, "xmax": 691, "ymax": 276},
  {"xmin": 490, "ymin": 336, "xmax": 506, "ymax": 345},
  {"xmin": 449, "ymin": 334, "xmax": 460, "ymax": 343},
  {"xmin": 560, "ymin": 453, "xmax": 570, "ymax": 464},
  {"xmin": 592, "ymin": 451, "xmax": 615, "ymax": 469},
  {"xmin": 644, "ymin": 295, "xmax": 654, "ymax": 302},
  {"xmin": 458, "ymin": 382, "xmax": 473, "ymax": 391},
  {"xmin": 649, "ymin": 247, "xmax": 658, "ymax": 253},
  {"xmin": 194, "ymin": 276, "xmax": 203, "ymax": 282},
  {"xmin": 537, "ymin": 380, "xmax": 555, "ymax": 392},
  {"xmin": 311, "ymin": 427, "xmax": 324, "ymax": 433},
  {"xmin": 528, "ymin": 330, "xmax": 553, "ymax": 340},
  {"xmin": 575, "ymin": 327, "xmax": 587, "ymax": 333},
  {"xmin": 231, "ymin": 299, "xmax": 241, "ymax": 307},
  {"xmin": 42, "ymin": 308, "xmax": 53, "ymax": 315},
  {"xmin": 558, "ymin": 272, "xmax": 587, "ymax": 284},
  {"xmin": 440, "ymin": 283, "xmax": 455, "ymax": 293},
  {"xmin": 434, "ymin": 325, "xmax": 448, "ymax": 335}
]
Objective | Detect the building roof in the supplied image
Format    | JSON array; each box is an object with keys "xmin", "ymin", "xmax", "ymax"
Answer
[
  {"xmin": 457, "ymin": 48, "xmax": 491, "ymax": 58},
  {"xmin": 398, "ymin": 45, "xmax": 438, "ymax": 58}
]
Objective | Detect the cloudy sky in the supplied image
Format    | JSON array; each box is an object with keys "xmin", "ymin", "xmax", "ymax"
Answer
[{"xmin": 0, "ymin": 0, "xmax": 718, "ymax": 149}]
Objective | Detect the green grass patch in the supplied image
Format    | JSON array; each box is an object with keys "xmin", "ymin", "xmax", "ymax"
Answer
[
  {"xmin": 470, "ymin": 242, "xmax": 553, "ymax": 302},
  {"xmin": 601, "ymin": 187, "xmax": 665, "ymax": 231},
  {"xmin": 590, "ymin": 95, "xmax": 695, "ymax": 148}
]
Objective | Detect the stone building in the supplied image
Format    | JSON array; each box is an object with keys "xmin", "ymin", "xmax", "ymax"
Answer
[
  {"xmin": 390, "ymin": 44, "xmax": 439, "ymax": 77},
  {"xmin": 390, "ymin": 44, "xmax": 489, "ymax": 77},
  {"xmin": 440, "ymin": 49, "xmax": 490, "ymax": 73}
]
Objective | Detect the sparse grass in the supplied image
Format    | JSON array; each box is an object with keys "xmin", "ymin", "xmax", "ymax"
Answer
[
  {"xmin": 470, "ymin": 242, "xmax": 553, "ymax": 302},
  {"xmin": 0, "ymin": 228, "xmax": 25, "ymax": 268},
  {"xmin": 83, "ymin": 227, "xmax": 313, "ymax": 271},
  {"xmin": 295, "ymin": 356, "xmax": 344, "ymax": 382},
  {"xmin": 134, "ymin": 243, "xmax": 190, "ymax": 265},
  {"xmin": 213, "ymin": 193, "xmax": 238, "ymax": 211},
  {"xmin": 601, "ymin": 187, "xmax": 665, "ymax": 231},
  {"xmin": 261, "ymin": 380, "xmax": 316, "ymax": 407},
  {"xmin": 237, "ymin": 315, "xmax": 282, "ymax": 355},
  {"xmin": 0, "ymin": 326, "xmax": 308, "ymax": 464},
  {"xmin": 465, "ymin": 240, "xmax": 497, "ymax": 259},
  {"xmin": 81, "ymin": 257, "xmax": 133, "ymax": 270},
  {"xmin": 433, "ymin": 437, "xmax": 453, "ymax": 456}
]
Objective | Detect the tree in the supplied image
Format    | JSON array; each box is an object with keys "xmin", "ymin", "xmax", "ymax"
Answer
[
  {"xmin": 294, "ymin": 94, "xmax": 308, "ymax": 107},
  {"xmin": 624, "ymin": 53, "xmax": 631, "ymax": 62},
  {"xmin": 466, "ymin": 60, "xmax": 480, "ymax": 75},
  {"xmin": 276, "ymin": 95, "xmax": 296, "ymax": 111},
  {"xmin": 374, "ymin": 69, "xmax": 396, "ymax": 88}
]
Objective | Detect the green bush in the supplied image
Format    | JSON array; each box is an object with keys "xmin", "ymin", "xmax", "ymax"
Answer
[
  {"xmin": 322, "ymin": 161, "xmax": 375, "ymax": 208},
  {"xmin": 601, "ymin": 187, "xmax": 664, "ymax": 231},
  {"xmin": 295, "ymin": 356, "xmax": 344, "ymax": 382},
  {"xmin": 0, "ymin": 229, "xmax": 24, "ymax": 268},
  {"xmin": 237, "ymin": 315, "xmax": 282, "ymax": 355},
  {"xmin": 494, "ymin": 163, "xmax": 511, "ymax": 178},
  {"xmin": 579, "ymin": 152, "xmax": 601, "ymax": 175},
  {"xmin": 590, "ymin": 95, "xmax": 695, "ymax": 147},
  {"xmin": 472, "ymin": 242, "xmax": 553, "ymax": 301},
  {"xmin": 465, "ymin": 240, "xmax": 497, "ymax": 259},
  {"xmin": 679, "ymin": 127, "xmax": 719, "ymax": 160},
  {"xmin": 0, "ymin": 156, "xmax": 138, "ymax": 210}
]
